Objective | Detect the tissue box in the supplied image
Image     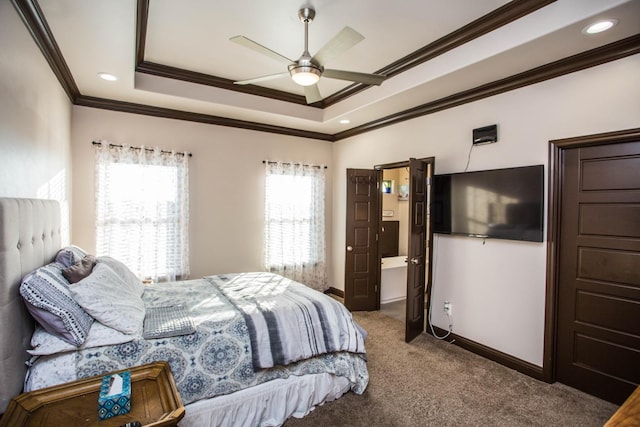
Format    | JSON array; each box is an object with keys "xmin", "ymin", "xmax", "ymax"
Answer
[{"xmin": 98, "ymin": 371, "xmax": 131, "ymax": 420}]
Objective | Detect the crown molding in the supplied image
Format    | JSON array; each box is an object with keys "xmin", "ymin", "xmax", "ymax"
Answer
[
  {"xmin": 12, "ymin": 1, "xmax": 638, "ymax": 142},
  {"xmin": 136, "ymin": 61, "xmax": 312, "ymax": 106},
  {"xmin": 134, "ymin": 0, "xmax": 318, "ymax": 107},
  {"xmin": 322, "ymin": 0, "xmax": 556, "ymax": 106},
  {"xmin": 74, "ymin": 95, "xmax": 335, "ymax": 142},
  {"xmin": 333, "ymin": 34, "xmax": 640, "ymax": 141},
  {"xmin": 78, "ymin": 35, "xmax": 640, "ymax": 142},
  {"xmin": 134, "ymin": 0, "xmax": 555, "ymax": 107},
  {"xmin": 135, "ymin": 0, "xmax": 148, "ymax": 66},
  {"xmin": 11, "ymin": 0, "xmax": 80, "ymax": 102}
]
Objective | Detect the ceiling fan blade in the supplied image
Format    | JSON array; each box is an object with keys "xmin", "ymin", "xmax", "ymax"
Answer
[
  {"xmin": 234, "ymin": 72, "xmax": 290, "ymax": 85},
  {"xmin": 323, "ymin": 69, "xmax": 387, "ymax": 86},
  {"xmin": 304, "ymin": 85, "xmax": 322, "ymax": 104},
  {"xmin": 230, "ymin": 35, "xmax": 294, "ymax": 65},
  {"xmin": 313, "ymin": 26, "xmax": 364, "ymax": 66}
]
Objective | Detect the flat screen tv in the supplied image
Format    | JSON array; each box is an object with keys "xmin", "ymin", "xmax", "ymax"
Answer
[{"xmin": 432, "ymin": 165, "xmax": 544, "ymax": 242}]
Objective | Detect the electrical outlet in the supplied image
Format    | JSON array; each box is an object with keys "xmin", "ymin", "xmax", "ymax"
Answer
[{"xmin": 443, "ymin": 301, "xmax": 452, "ymax": 316}]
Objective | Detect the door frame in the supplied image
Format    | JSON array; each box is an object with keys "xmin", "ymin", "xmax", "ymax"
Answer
[
  {"xmin": 543, "ymin": 127, "xmax": 640, "ymax": 382},
  {"xmin": 375, "ymin": 157, "xmax": 435, "ymax": 338}
]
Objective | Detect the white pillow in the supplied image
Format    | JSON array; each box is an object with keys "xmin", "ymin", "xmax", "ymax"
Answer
[
  {"xmin": 97, "ymin": 256, "xmax": 145, "ymax": 297},
  {"xmin": 29, "ymin": 322, "xmax": 137, "ymax": 356},
  {"xmin": 69, "ymin": 263, "xmax": 146, "ymax": 335}
]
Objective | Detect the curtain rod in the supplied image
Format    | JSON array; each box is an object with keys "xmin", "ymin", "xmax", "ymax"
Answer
[
  {"xmin": 92, "ymin": 141, "xmax": 192, "ymax": 157},
  {"xmin": 263, "ymin": 160, "xmax": 327, "ymax": 169}
]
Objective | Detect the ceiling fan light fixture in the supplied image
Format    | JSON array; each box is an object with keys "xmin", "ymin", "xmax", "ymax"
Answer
[
  {"xmin": 290, "ymin": 65, "xmax": 321, "ymax": 86},
  {"xmin": 231, "ymin": 7, "xmax": 385, "ymax": 103}
]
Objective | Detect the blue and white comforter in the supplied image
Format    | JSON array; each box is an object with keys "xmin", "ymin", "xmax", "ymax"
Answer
[{"xmin": 25, "ymin": 273, "xmax": 368, "ymax": 406}]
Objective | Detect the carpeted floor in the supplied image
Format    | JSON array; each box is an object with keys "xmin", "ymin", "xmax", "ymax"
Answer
[
  {"xmin": 284, "ymin": 310, "xmax": 618, "ymax": 426},
  {"xmin": 380, "ymin": 299, "xmax": 405, "ymax": 322}
]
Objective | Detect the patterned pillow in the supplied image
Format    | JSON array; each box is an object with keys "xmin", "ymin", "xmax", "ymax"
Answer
[
  {"xmin": 20, "ymin": 262, "xmax": 94, "ymax": 346},
  {"xmin": 55, "ymin": 245, "xmax": 88, "ymax": 268}
]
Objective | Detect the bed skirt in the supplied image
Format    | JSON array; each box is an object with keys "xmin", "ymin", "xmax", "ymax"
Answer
[{"xmin": 181, "ymin": 373, "xmax": 351, "ymax": 426}]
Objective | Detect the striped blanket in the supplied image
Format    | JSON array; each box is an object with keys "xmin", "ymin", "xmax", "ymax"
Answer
[{"xmin": 208, "ymin": 272, "xmax": 367, "ymax": 369}]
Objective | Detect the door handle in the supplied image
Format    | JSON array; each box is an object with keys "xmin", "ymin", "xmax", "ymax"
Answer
[
  {"xmin": 346, "ymin": 246, "xmax": 353, "ymax": 252},
  {"xmin": 410, "ymin": 257, "xmax": 419, "ymax": 265}
]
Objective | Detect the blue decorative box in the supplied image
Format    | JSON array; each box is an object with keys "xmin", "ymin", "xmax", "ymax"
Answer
[{"xmin": 98, "ymin": 371, "xmax": 131, "ymax": 420}]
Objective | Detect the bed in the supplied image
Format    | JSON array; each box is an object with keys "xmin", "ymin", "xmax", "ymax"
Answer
[{"xmin": 0, "ymin": 198, "xmax": 368, "ymax": 426}]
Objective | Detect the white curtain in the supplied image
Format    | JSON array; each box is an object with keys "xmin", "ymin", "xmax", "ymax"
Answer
[
  {"xmin": 95, "ymin": 141, "xmax": 190, "ymax": 281},
  {"xmin": 264, "ymin": 161, "xmax": 327, "ymax": 291}
]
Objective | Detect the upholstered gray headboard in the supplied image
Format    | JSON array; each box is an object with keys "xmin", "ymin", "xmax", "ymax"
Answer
[{"xmin": 0, "ymin": 198, "xmax": 61, "ymax": 413}]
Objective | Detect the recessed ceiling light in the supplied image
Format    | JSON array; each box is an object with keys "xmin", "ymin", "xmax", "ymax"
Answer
[
  {"xmin": 582, "ymin": 19, "xmax": 618, "ymax": 35},
  {"xmin": 97, "ymin": 72, "xmax": 118, "ymax": 81},
  {"xmin": 339, "ymin": 119, "xmax": 350, "ymax": 124}
]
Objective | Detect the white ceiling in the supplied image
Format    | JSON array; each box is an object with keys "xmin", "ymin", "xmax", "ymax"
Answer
[{"xmin": 36, "ymin": 0, "xmax": 640, "ymax": 135}]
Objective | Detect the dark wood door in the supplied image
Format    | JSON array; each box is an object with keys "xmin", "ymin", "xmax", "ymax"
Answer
[
  {"xmin": 405, "ymin": 158, "xmax": 430, "ymax": 342},
  {"xmin": 556, "ymin": 140, "xmax": 640, "ymax": 404},
  {"xmin": 344, "ymin": 168, "xmax": 381, "ymax": 311}
]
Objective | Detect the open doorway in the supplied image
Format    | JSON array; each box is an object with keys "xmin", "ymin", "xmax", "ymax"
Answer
[
  {"xmin": 379, "ymin": 166, "xmax": 410, "ymax": 322},
  {"xmin": 344, "ymin": 157, "xmax": 434, "ymax": 342},
  {"xmin": 376, "ymin": 158, "xmax": 434, "ymax": 342}
]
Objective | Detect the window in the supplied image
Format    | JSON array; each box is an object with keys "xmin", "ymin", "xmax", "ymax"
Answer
[
  {"xmin": 264, "ymin": 161, "xmax": 326, "ymax": 291},
  {"xmin": 95, "ymin": 142, "xmax": 189, "ymax": 281}
]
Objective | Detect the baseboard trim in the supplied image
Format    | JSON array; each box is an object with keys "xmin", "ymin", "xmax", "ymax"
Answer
[
  {"xmin": 428, "ymin": 326, "xmax": 546, "ymax": 382},
  {"xmin": 326, "ymin": 287, "xmax": 344, "ymax": 298},
  {"xmin": 381, "ymin": 296, "xmax": 406, "ymax": 304}
]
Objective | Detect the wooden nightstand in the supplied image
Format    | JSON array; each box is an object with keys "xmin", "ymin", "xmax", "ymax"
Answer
[
  {"xmin": 1, "ymin": 362, "xmax": 184, "ymax": 427},
  {"xmin": 605, "ymin": 386, "xmax": 640, "ymax": 426}
]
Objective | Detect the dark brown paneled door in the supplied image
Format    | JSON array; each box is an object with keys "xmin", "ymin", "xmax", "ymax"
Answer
[
  {"xmin": 344, "ymin": 168, "xmax": 381, "ymax": 311},
  {"xmin": 405, "ymin": 158, "xmax": 429, "ymax": 342},
  {"xmin": 556, "ymin": 140, "xmax": 640, "ymax": 404}
]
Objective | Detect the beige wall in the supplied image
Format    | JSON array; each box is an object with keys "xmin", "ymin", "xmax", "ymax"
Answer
[
  {"xmin": 0, "ymin": 1, "xmax": 72, "ymax": 239},
  {"xmin": 331, "ymin": 55, "xmax": 640, "ymax": 367},
  {"xmin": 70, "ymin": 107, "xmax": 334, "ymax": 280}
]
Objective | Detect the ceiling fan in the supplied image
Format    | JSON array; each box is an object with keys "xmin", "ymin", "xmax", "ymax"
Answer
[{"xmin": 230, "ymin": 7, "xmax": 388, "ymax": 104}]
